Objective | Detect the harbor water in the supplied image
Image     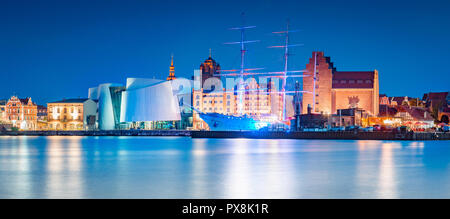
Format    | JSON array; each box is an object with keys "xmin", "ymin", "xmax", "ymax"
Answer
[{"xmin": 0, "ymin": 136, "xmax": 449, "ymax": 198}]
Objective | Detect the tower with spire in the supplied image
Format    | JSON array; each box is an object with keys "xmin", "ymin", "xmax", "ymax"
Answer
[
  {"xmin": 199, "ymin": 49, "xmax": 221, "ymax": 87},
  {"xmin": 166, "ymin": 54, "xmax": 176, "ymax": 81}
]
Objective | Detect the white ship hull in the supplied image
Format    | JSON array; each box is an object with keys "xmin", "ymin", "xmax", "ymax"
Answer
[{"xmin": 199, "ymin": 113, "xmax": 270, "ymax": 131}]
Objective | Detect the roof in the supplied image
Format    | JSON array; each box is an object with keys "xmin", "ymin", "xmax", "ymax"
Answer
[
  {"xmin": 395, "ymin": 105, "xmax": 433, "ymax": 121},
  {"xmin": 19, "ymin": 98, "xmax": 36, "ymax": 105},
  {"xmin": 332, "ymin": 71, "xmax": 375, "ymax": 89},
  {"xmin": 427, "ymin": 92, "xmax": 448, "ymax": 100},
  {"xmin": 48, "ymin": 98, "xmax": 90, "ymax": 104}
]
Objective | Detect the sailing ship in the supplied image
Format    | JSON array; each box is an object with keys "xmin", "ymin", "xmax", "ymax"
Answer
[{"xmin": 196, "ymin": 17, "xmax": 305, "ymax": 131}]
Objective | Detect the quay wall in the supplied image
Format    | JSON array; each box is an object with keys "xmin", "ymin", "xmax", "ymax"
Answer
[
  {"xmin": 191, "ymin": 131, "xmax": 450, "ymax": 140},
  {"xmin": 1, "ymin": 130, "xmax": 449, "ymax": 140},
  {"xmin": 2, "ymin": 130, "xmax": 191, "ymax": 137}
]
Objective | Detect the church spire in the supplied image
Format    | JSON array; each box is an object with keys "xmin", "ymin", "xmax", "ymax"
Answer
[{"xmin": 167, "ymin": 54, "xmax": 176, "ymax": 81}]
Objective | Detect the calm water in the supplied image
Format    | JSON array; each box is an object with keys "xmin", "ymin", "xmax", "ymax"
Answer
[{"xmin": 0, "ymin": 136, "xmax": 449, "ymax": 199}]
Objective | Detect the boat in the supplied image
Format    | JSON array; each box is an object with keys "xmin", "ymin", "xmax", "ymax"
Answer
[{"xmin": 197, "ymin": 112, "xmax": 270, "ymax": 131}]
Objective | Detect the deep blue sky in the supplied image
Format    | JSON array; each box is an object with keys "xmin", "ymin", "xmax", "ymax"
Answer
[{"xmin": 1, "ymin": 0, "xmax": 449, "ymax": 104}]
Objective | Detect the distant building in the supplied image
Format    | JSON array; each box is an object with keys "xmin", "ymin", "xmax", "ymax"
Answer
[
  {"xmin": 422, "ymin": 92, "xmax": 450, "ymax": 123},
  {"xmin": 37, "ymin": 105, "xmax": 47, "ymax": 121},
  {"xmin": 37, "ymin": 105, "xmax": 48, "ymax": 130},
  {"xmin": 393, "ymin": 105, "xmax": 434, "ymax": 130},
  {"xmin": 47, "ymin": 98, "xmax": 97, "ymax": 130},
  {"xmin": 296, "ymin": 105, "xmax": 328, "ymax": 129},
  {"xmin": 0, "ymin": 100, "xmax": 7, "ymax": 124},
  {"xmin": 6, "ymin": 96, "xmax": 37, "ymax": 130},
  {"xmin": 330, "ymin": 108, "xmax": 367, "ymax": 127},
  {"xmin": 302, "ymin": 52, "xmax": 379, "ymax": 116}
]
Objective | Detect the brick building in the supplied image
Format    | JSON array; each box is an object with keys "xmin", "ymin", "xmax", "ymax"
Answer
[
  {"xmin": 5, "ymin": 96, "xmax": 38, "ymax": 130},
  {"xmin": 302, "ymin": 52, "xmax": 379, "ymax": 116}
]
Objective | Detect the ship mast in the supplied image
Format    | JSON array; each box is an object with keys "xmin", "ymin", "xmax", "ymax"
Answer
[
  {"xmin": 226, "ymin": 13, "xmax": 258, "ymax": 115},
  {"xmin": 270, "ymin": 20, "xmax": 301, "ymax": 121}
]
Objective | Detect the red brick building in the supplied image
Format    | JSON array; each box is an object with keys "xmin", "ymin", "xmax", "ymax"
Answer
[
  {"xmin": 6, "ymin": 96, "xmax": 38, "ymax": 130},
  {"xmin": 302, "ymin": 52, "xmax": 379, "ymax": 116}
]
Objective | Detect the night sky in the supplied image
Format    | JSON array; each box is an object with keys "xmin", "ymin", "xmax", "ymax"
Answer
[{"xmin": 1, "ymin": 0, "xmax": 449, "ymax": 104}]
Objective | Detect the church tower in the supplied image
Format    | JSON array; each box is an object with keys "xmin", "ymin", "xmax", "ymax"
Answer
[
  {"xmin": 200, "ymin": 50, "xmax": 221, "ymax": 86},
  {"xmin": 166, "ymin": 55, "xmax": 176, "ymax": 81}
]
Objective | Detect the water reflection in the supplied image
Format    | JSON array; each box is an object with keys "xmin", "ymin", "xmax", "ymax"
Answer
[
  {"xmin": 377, "ymin": 142, "xmax": 400, "ymax": 199},
  {"xmin": 46, "ymin": 136, "xmax": 83, "ymax": 198},
  {"xmin": 0, "ymin": 136, "xmax": 449, "ymax": 198}
]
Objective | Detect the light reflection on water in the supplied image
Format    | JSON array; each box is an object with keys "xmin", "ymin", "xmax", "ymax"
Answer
[{"xmin": 0, "ymin": 136, "xmax": 449, "ymax": 199}]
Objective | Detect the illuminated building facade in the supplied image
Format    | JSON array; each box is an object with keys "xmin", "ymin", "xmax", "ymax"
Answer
[
  {"xmin": 47, "ymin": 98, "xmax": 97, "ymax": 130},
  {"xmin": 6, "ymin": 96, "xmax": 37, "ymax": 130},
  {"xmin": 302, "ymin": 52, "xmax": 379, "ymax": 116}
]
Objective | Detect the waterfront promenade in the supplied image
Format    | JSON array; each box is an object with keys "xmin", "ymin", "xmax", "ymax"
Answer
[{"xmin": 1, "ymin": 130, "xmax": 449, "ymax": 140}]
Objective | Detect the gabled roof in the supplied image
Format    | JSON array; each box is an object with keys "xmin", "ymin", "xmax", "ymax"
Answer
[{"xmin": 19, "ymin": 97, "xmax": 36, "ymax": 106}]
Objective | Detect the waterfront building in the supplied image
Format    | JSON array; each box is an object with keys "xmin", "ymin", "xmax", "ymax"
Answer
[
  {"xmin": 89, "ymin": 77, "xmax": 192, "ymax": 130},
  {"xmin": 302, "ymin": 52, "xmax": 379, "ymax": 116},
  {"xmin": 394, "ymin": 105, "xmax": 434, "ymax": 130},
  {"xmin": 422, "ymin": 92, "xmax": 450, "ymax": 123},
  {"xmin": 5, "ymin": 96, "xmax": 37, "ymax": 130},
  {"xmin": 89, "ymin": 83, "xmax": 125, "ymax": 130},
  {"xmin": 36, "ymin": 105, "xmax": 48, "ymax": 130},
  {"xmin": 330, "ymin": 108, "xmax": 367, "ymax": 127},
  {"xmin": 47, "ymin": 98, "xmax": 97, "ymax": 130},
  {"xmin": 296, "ymin": 105, "xmax": 329, "ymax": 129},
  {"xmin": 0, "ymin": 100, "xmax": 7, "ymax": 124}
]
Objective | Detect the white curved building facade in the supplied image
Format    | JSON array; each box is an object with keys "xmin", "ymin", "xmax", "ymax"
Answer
[{"xmin": 120, "ymin": 79, "xmax": 181, "ymax": 123}]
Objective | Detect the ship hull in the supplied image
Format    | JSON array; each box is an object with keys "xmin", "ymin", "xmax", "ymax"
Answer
[{"xmin": 199, "ymin": 113, "xmax": 270, "ymax": 131}]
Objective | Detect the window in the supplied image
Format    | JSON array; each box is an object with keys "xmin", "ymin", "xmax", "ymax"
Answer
[
  {"xmin": 340, "ymin": 80, "xmax": 346, "ymax": 84},
  {"xmin": 365, "ymin": 80, "xmax": 372, "ymax": 84},
  {"xmin": 349, "ymin": 80, "xmax": 355, "ymax": 84},
  {"xmin": 357, "ymin": 80, "xmax": 363, "ymax": 84}
]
